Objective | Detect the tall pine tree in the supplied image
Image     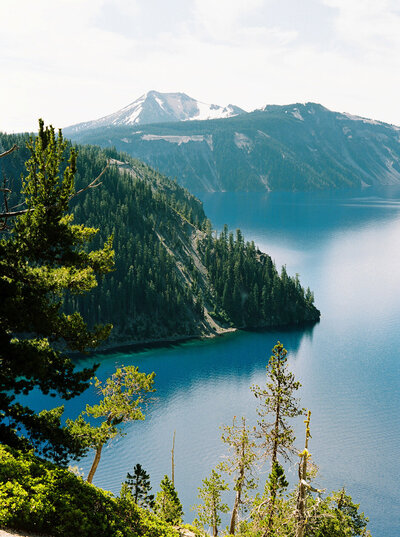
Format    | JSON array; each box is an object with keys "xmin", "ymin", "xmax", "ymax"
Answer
[
  {"xmin": 0, "ymin": 121, "xmax": 114, "ymax": 464},
  {"xmin": 154, "ymin": 475, "xmax": 183, "ymax": 524},
  {"xmin": 125, "ymin": 463, "xmax": 155, "ymax": 509},
  {"xmin": 251, "ymin": 342, "xmax": 304, "ymax": 537}
]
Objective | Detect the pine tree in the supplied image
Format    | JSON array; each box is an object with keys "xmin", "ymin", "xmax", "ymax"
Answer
[
  {"xmin": 154, "ymin": 475, "xmax": 183, "ymax": 524},
  {"xmin": 125, "ymin": 463, "xmax": 155, "ymax": 509},
  {"xmin": 266, "ymin": 461, "xmax": 288, "ymax": 498},
  {"xmin": 219, "ymin": 417, "xmax": 258, "ymax": 535},
  {"xmin": 307, "ymin": 488, "xmax": 370, "ymax": 537},
  {"xmin": 0, "ymin": 121, "xmax": 114, "ymax": 464},
  {"xmin": 251, "ymin": 342, "xmax": 304, "ymax": 537},
  {"xmin": 69, "ymin": 366, "xmax": 155, "ymax": 483},
  {"xmin": 193, "ymin": 469, "xmax": 229, "ymax": 537}
]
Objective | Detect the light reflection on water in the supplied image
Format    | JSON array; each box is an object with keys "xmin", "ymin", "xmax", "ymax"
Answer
[{"xmin": 29, "ymin": 188, "xmax": 400, "ymax": 537}]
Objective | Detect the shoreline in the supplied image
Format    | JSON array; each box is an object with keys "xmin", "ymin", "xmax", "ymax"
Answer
[
  {"xmin": 75, "ymin": 317, "xmax": 320, "ymax": 358},
  {"xmin": 77, "ymin": 326, "xmax": 238, "ymax": 357}
]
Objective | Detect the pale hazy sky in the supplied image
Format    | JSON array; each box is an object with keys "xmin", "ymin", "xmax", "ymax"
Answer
[{"xmin": 2, "ymin": 0, "xmax": 400, "ymax": 132}]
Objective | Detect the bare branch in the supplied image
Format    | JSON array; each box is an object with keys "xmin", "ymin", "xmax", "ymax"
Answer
[
  {"xmin": 1, "ymin": 145, "xmax": 19, "ymax": 229},
  {"xmin": 0, "ymin": 160, "xmax": 110, "ymax": 220},
  {"xmin": 0, "ymin": 207, "xmax": 31, "ymax": 219},
  {"xmin": 1, "ymin": 177, "xmax": 11, "ymax": 230},
  {"xmin": 70, "ymin": 160, "xmax": 110, "ymax": 200},
  {"xmin": 0, "ymin": 144, "xmax": 18, "ymax": 159}
]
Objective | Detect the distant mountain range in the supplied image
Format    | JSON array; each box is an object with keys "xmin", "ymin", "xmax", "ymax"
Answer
[
  {"xmin": 65, "ymin": 91, "xmax": 246, "ymax": 134},
  {"xmin": 66, "ymin": 95, "xmax": 400, "ymax": 192}
]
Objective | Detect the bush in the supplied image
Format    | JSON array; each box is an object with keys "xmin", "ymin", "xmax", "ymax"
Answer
[{"xmin": 0, "ymin": 445, "xmax": 178, "ymax": 537}]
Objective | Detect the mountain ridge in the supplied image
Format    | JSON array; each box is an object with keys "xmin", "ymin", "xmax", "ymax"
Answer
[
  {"xmin": 64, "ymin": 90, "xmax": 246, "ymax": 134},
  {"xmin": 67, "ymin": 101, "xmax": 400, "ymax": 192}
]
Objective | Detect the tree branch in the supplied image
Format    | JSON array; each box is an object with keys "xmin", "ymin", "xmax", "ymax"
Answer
[
  {"xmin": 0, "ymin": 160, "xmax": 110, "ymax": 220},
  {"xmin": 70, "ymin": 160, "xmax": 110, "ymax": 200},
  {"xmin": 0, "ymin": 144, "xmax": 18, "ymax": 159}
]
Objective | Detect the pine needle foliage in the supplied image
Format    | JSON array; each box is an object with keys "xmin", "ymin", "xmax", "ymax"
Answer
[
  {"xmin": 154, "ymin": 475, "xmax": 184, "ymax": 525},
  {"xmin": 251, "ymin": 342, "xmax": 304, "ymax": 463},
  {"xmin": 193, "ymin": 469, "xmax": 230, "ymax": 537},
  {"xmin": 0, "ymin": 121, "xmax": 114, "ymax": 464},
  {"xmin": 68, "ymin": 365, "xmax": 155, "ymax": 483},
  {"xmin": 125, "ymin": 463, "xmax": 155, "ymax": 509},
  {"xmin": 219, "ymin": 417, "xmax": 258, "ymax": 534},
  {"xmin": 251, "ymin": 342, "xmax": 304, "ymax": 537}
]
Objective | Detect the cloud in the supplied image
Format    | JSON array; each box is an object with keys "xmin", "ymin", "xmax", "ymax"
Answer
[
  {"xmin": 0, "ymin": 1, "xmax": 141, "ymax": 130},
  {"xmin": 322, "ymin": 0, "xmax": 400, "ymax": 54},
  {"xmin": 193, "ymin": 0, "xmax": 265, "ymax": 40},
  {"xmin": 1, "ymin": 0, "xmax": 400, "ymax": 131}
]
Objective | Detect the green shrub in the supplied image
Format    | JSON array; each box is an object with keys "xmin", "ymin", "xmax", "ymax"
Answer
[{"xmin": 0, "ymin": 445, "xmax": 178, "ymax": 537}]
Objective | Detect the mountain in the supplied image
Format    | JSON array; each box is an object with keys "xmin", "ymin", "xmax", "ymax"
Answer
[
  {"xmin": 67, "ymin": 102, "xmax": 400, "ymax": 192},
  {"xmin": 0, "ymin": 132, "xmax": 319, "ymax": 345},
  {"xmin": 64, "ymin": 91, "xmax": 246, "ymax": 134}
]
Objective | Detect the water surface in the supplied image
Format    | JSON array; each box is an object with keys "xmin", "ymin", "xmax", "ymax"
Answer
[{"xmin": 31, "ymin": 188, "xmax": 400, "ymax": 536}]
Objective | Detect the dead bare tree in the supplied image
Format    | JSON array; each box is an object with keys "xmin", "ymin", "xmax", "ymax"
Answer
[{"xmin": 294, "ymin": 411, "xmax": 324, "ymax": 537}]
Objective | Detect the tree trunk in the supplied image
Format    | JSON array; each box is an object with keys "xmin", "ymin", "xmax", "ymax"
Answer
[
  {"xmin": 229, "ymin": 489, "xmax": 241, "ymax": 535},
  {"xmin": 171, "ymin": 430, "xmax": 176, "ymax": 485},
  {"xmin": 295, "ymin": 411, "xmax": 311, "ymax": 537},
  {"xmin": 213, "ymin": 522, "xmax": 218, "ymax": 536},
  {"xmin": 295, "ymin": 460, "xmax": 307, "ymax": 537},
  {"xmin": 229, "ymin": 445, "xmax": 245, "ymax": 535},
  {"xmin": 262, "ymin": 487, "xmax": 277, "ymax": 537},
  {"xmin": 271, "ymin": 382, "xmax": 281, "ymax": 465},
  {"xmin": 213, "ymin": 504, "xmax": 218, "ymax": 537},
  {"xmin": 263, "ymin": 376, "xmax": 281, "ymax": 537},
  {"xmin": 87, "ymin": 443, "xmax": 103, "ymax": 484}
]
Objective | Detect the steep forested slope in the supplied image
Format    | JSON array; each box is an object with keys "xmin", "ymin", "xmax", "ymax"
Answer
[
  {"xmin": 0, "ymin": 132, "xmax": 319, "ymax": 344},
  {"xmin": 66, "ymin": 102, "xmax": 400, "ymax": 192}
]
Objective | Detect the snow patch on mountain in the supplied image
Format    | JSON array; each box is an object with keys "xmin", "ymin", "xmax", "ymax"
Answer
[
  {"xmin": 234, "ymin": 132, "xmax": 253, "ymax": 151},
  {"xmin": 190, "ymin": 102, "xmax": 242, "ymax": 121},
  {"xmin": 291, "ymin": 108, "xmax": 304, "ymax": 121},
  {"xmin": 257, "ymin": 130, "xmax": 271, "ymax": 139},
  {"xmin": 141, "ymin": 133, "xmax": 213, "ymax": 150},
  {"xmin": 65, "ymin": 91, "xmax": 246, "ymax": 134},
  {"xmin": 339, "ymin": 112, "xmax": 386, "ymax": 126},
  {"xmin": 154, "ymin": 96, "xmax": 165, "ymax": 111}
]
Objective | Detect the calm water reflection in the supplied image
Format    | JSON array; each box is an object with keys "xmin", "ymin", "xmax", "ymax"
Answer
[{"xmin": 31, "ymin": 188, "xmax": 400, "ymax": 536}]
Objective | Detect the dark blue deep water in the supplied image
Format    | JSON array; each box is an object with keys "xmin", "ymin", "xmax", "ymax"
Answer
[{"xmin": 30, "ymin": 188, "xmax": 400, "ymax": 536}]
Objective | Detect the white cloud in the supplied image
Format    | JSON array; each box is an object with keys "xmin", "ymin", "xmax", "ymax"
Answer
[
  {"xmin": 1, "ymin": 0, "xmax": 400, "ymax": 131},
  {"xmin": 193, "ymin": 0, "xmax": 265, "ymax": 40},
  {"xmin": 0, "ymin": 1, "xmax": 142, "ymax": 130},
  {"xmin": 322, "ymin": 0, "xmax": 400, "ymax": 53}
]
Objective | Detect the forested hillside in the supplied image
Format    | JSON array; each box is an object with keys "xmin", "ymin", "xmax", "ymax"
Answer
[
  {"xmin": 200, "ymin": 226, "xmax": 317, "ymax": 328},
  {"xmin": 0, "ymin": 132, "xmax": 319, "ymax": 344},
  {"xmin": 66, "ymin": 102, "xmax": 400, "ymax": 192}
]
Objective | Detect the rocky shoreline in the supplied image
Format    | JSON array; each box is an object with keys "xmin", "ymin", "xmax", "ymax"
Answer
[{"xmin": 86, "ymin": 325, "xmax": 238, "ymax": 356}]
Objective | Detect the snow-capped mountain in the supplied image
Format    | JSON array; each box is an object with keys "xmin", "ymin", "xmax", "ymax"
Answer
[
  {"xmin": 68, "ymin": 101, "xmax": 400, "ymax": 192},
  {"xmin": 65, "ymin": 91, "xmax": 246, "ymax": 134}
]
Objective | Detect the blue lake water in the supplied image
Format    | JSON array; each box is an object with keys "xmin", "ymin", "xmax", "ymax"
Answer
[{"xmin": 30, "ymin": 188, "xmax": 400, "ymax": 536}]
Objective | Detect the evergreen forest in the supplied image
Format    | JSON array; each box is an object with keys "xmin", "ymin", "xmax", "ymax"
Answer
[
  {"xmin": 66, "ymin": 102, "xmax": 400, "ymax": 193},
  {"xmin": 0, "ymin": 131, "xmax": 319, "ymax": 345},
  {"xmin": 0, "ymin": 125, "xmax": 369, "ymax": 537}
]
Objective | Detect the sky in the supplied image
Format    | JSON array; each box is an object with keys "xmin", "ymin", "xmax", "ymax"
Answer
[{"xmin": 2, "ymin": 0, "xmax": 400, "ymax": 132}]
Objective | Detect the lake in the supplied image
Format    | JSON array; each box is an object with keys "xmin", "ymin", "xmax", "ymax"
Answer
[{"xmin": 31, "ymin": 188, "xmax": 400, "ymax": 536}]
